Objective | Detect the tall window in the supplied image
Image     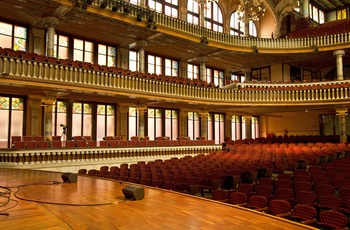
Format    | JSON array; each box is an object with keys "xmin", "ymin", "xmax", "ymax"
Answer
[
  {"xmin": 128, "ymin": 107, "xmax": 139, "ymax": 138},
  {"xmin": 53, "ymin": 34, "xmax": 69, "ymax": 59},
  {"xmin": 148, "ymin": 0, "xmax": 178, "ymax": 18},
  {"xmin": 188, "ymin": 64, "xmax": 199, "ymax": 80},
  {"xmin": 205, "ymin": 2, "xmax": 223, "ymax": 32},
  {"xmin": 147, "ymin": 55, "xmax": 179, "ymax": 76},
  {"xmin": 251, "ymin": 66, "xmax": 270, "ymax": 81},
  {"xmin": 52, "ymin": 101, "xmax": 67, "ymax": 139},
  {"xmin": 188, "ymin": 112, "xmax": 200, "ymax": 140},
  {"xmin": 187, "ymin": 0, "xmax": 199, "ymax": 25},
  {"xmin": 148, "ymin": 108, "xmax": 162, "ymax": 140},
  {"xmin": 96, "ymin": 104, "xmax": 115, "ymax": 141},
  {"xmin": 98, "ymin": 44, "xmax": 116, "ymax": 67},
  {"xmin": 251, "ymin": 116, "xmax": 259, "ymax": 139},
  {"xmin": 230, "ymin": 12, "xmax": 244, "ymax": 36},
  {"xmin": 129, "ymin": 50, "xmax": 139, "ymax": 72},
  {"xmin": 73, "ymin": 39, "xmax": 94, "ymax": 63},
  {"xmin": 165, "ymin": 58, "xmax": 178, "ymax": 76},
  {"xmin": 0, "ymin": 21, "xmax": 27, "ymax": 51},
  {"xmin": 209, "ymin": 113, "xmax": 224, "ymax": 144},
  {"xmin": 230, "ymin": 12, "xmax": 257, "ymax": 37},
  {"xmin": 0, "ymin": 96, "xmax": 24, "ymax": 148},
  {"xmin": 206, "ymin": 68, "xmax": 224, "ymax": 87},
  {"xmin": 309, "ymin": 4, "xmax": 324, "ymax": 24},
  {"xmin": 72, "ymin": 102, "xmax": 92, "ymax": 137},
  {"xmin": 337, "ymin": 9, "xmax": 347, "ymax": 20},
  {"xmin": 165, "ymin": 109, "xmax": 178, "ymax": 140},
  {"xmin": 148, "ymin": 54, "xmax": 163, "ymax": 74},
  {"xmin": 231, "ymin": 115, "xmax": 241, "ymax": 141}
]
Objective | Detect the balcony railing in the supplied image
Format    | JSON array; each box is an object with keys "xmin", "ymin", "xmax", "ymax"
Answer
[
  {"xmin": 0, "ymin": 145, "xmax": 220, "ymax": 171},
  {"xmin": 83, "ymin": 0, "xmax": 350, "ymax": 51},
  {"xmin": 1, "ymin": 55, "xmax": 350, "ymax": 106}
]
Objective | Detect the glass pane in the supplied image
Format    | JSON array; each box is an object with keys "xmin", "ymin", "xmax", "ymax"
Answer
[
  {"xmin": 0, "ymin": 35, "xmax": 12, "ymax": 49},
  {"xmin": 14, "ymin": 37, "xmax": 26, "ymax": 51},
  {"xmin": 0, "ymin": 22, "xmax": 12, "ymax": 36}
]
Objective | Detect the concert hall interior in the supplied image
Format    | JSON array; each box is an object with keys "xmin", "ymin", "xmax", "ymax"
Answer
[{"xmin": 1, "ymin": 0, "xmax": 350, "ymax": 229}]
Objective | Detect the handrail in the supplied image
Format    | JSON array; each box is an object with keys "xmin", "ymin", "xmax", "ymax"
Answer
[
  {"xmin": 1, "ymin": 55, "xmax": 350, "ymax": 106},
  {"xmin": 82, "ymin": 0, "xmax": 350, "ymax": 52}
]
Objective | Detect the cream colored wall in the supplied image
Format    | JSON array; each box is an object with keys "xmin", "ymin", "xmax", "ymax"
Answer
[
  {"xmin": 258, "ymin": 11, "xmax": 275, "ymax": 38},
  {"xmin": 263, "ymin": 111, "xmax": 320, "ymax": 137},
  {"xmin": 270, "ymin": 64, "xmax": 291, "ymax": 82}
]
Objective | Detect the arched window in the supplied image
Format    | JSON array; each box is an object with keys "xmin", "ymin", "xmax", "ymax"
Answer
[
  {"xmin": 187, "ymin": 0, "xmax": 200, "ymax": 25},
  {"xmin": 148, "ymin": 0, "xmax": 178, "ymax": 18},
  {"xmin": 230, "ymin": 12, "xmax": 257, "ymax": 37},
  {"xmin": 205, "ymin": 2, "xmax": 223, "ymax": 32}
]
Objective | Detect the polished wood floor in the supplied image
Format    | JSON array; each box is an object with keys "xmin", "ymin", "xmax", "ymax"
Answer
[{"xmin": 0, "ymin": 168, "xmax": 317, "ymax": 230}]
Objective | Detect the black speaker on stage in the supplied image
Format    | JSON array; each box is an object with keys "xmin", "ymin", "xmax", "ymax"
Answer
[
  {"xmin": 61, "ymin": 173, "xmax": 78, "ymax": 183},
  {"xmin": 122, "ymin": 185, "xmax": 144, "ymax": 200}
]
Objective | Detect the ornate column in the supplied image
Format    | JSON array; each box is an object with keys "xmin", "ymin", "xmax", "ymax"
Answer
[
  {"xmin": 198, "ymin": 0, "xmax": 206, "ymax": 27},
  {"xmin": 336, "ymin": 108, "xmax": 348, "ymax": 143},
  {"xmin": 117, "ymin": 105, "xmax": 129, "ymax": 140},
  {"xmin": 333, "ymin": 50, "xmax": 345, "ymax": 80},
  {"xmin": 199, "ymin": 57, "xmax": 208, "ymax": 81},
  {"xmin": 41, "ymin": 97, "xmax": 57, "ymax": 141},
  {"xmin": 180, "ymin": 61, "xmax": 188, "ymax": 79},
  {"xmin": 43, "ymin": 17, "xmax": 59, "ymax": 57},
  {"xmin": 137, "ymin": 40, "xmax": 148, "ymax": 73},
  {"xmin": 225, "ymin": 113, "xmax": 233, "ymax": 141},
  {"xmin": 118, "ymin": 47, "xmax": 129, "ymax": 69},
  {"xmin": 32, "ymin": 28, "xmax": 45, "ymax": 55},
  {"xmin": 243, "ymin": 9, "xmax": 250, "ymax": 37},
  {"xmin": 199, "ymin": 111, "xmax": 209, "ymax": 139},
  {"xmin": 243, "ymin": 115, "xmax": 252, "ymax": 139},
  {"xmin": 137, "ymin": 106, "xmax": 147, "ymax": 138},
  {"xmin": 179, "ymin": 110, "xmax": 188, "ymax": 137},
  {"xmin": 27, "ymin": 96, "xmax": 42, "ymax": 136}
]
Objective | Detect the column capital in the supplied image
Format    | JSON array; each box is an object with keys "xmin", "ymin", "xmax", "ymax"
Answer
[
  {"xmin": 336, "ymin": 107, "xmax": 348, "ymax": 115},
  {"xmin": 136, "ymin": 105, "xmax": 148, "ymax": 112},
  {"xmin": 129, "ymin": 40, "xmax": 148, "ymax": 50},
  {"xmin": 41, "ymin": 97, "xmax": 57, "ymax": 105},
  {"xmin": 198, "ymin": 56, "xmax": 208, "ymax": 63},
  {"xmin": 42, "ymin": 17, "xmax": 59, "ymax": 28},
  {"xmin": 197, "ymin": 0, "xmax": 207, "ymax": 5},
  {"xmin": 333, "ymin": 50, "xmax": 345, "ymax": 57}
]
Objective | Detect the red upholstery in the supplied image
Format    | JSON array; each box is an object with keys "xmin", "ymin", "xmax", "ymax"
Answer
[
  {"xmin": 211, "ymin": 189, "xmax": 229, "ymax": 203},
  {"xmin": 291, "ymin": 204, "xmax": 317, "ymax": 222},
  {"xmin": 295, "ymin": 191, "xmax": 317, "ymax": 206},
  {"xmin": 230, "ymin": 192, "xmax": 247, "ymax": 205},
  {"xmin": 268, "ymin": 199, "xmax": 291, "ymax": 216},
  {"xmin": 317, "ymin": 210, "xmax": 348, "ymax": 229},
  {"xmin": 317, "ymin": 195, "xmax": 343, "ymax": 211},
  {"xmin": 244, "ymin": 195, "xmax": 268, "ymax": 211}
]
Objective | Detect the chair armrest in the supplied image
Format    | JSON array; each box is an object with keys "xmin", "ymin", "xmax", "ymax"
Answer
[
  {"xmin": 301, "ymin": 219, "xmax": 317, "ymax": 225},
  {"xmin": 255, "ymin": 207, "xmax": 268, "ymax": 212},
  {"xmin": 276, "ymin": 212, "xmax": 291, "ymax": 218}
]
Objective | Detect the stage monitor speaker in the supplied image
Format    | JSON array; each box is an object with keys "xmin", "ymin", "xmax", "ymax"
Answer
[
  {"xmin": 122, "ymin": 185, "xmax": 144, "ymax": 200},
  {"xmin": 61, "ymin": 172, "xmax": 78, "ymax": 183}
]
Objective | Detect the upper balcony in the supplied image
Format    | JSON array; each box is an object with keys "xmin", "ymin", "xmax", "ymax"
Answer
[{"xmin": 1, "ymin": 49, "xmax": 350, "ymax": 115}]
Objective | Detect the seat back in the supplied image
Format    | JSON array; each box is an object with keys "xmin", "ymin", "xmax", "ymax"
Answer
[
  {"xmin": 318, "ymin": 210, "xmax": 348, "ymax": 229},
  {"xmin": 291, "ymin": 204, "xmax": 317, "ymax": 221},
  {"xmin": 248, "ymin": 195, "xmax": 268, "ymax": 208},
  {"xmin": 269, "ymin": 199, "xmax": 291, "ymax": 216},
  {"xmin": 230, "ymin": 192, "xmax": 247, "ymax": 205}
]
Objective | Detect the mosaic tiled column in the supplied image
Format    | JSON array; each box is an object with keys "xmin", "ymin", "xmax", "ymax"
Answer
[
  {"xmin": 43, "ymin": 17, "xmax": 59, "ymax": 57},
  {"xmin": 333, "ymin": 50, "xmax": 345, "ymax": 80}
]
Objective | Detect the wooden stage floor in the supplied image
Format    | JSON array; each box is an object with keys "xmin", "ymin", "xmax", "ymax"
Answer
[{"xmin": 0, "ymin": 168, "xmax": 316, "ymax": 230}]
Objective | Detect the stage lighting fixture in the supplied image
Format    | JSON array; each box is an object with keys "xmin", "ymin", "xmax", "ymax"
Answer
[
  {"xmin": 123, "ymin": 6, "xmax": 131, "ymax": 14},
  {"xmin": 137, "ymin": 11, "xmax": 144, "ymax": 22},
  {"xmin": 112, "ymin": 3, "xmax": 121, "ymax": 12},
  {"xmin": 86, "ymin": 0, "xmax": 93, "ymax": 5},
  {"xmin": 147, "ymin": 12, "xmax": 154, "ymax": 23},
  {"xmin": 100, "ymin": 0, "xmax": 107, "ymax": 9}
]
